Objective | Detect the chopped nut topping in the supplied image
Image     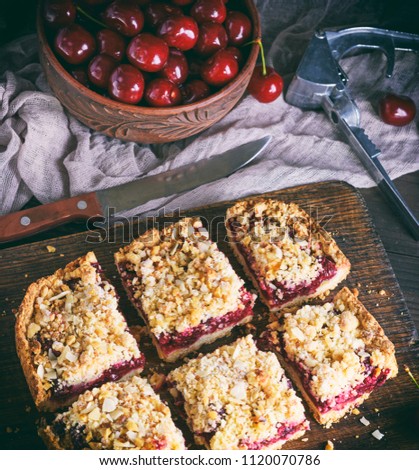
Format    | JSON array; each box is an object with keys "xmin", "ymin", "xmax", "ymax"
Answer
[
  {"xmin": 168, "ymin": 335, "xmax": 307, "ymax": 450},
  {"xmin": 280, "ymin": 288, "xmax": 397, "ymax": 403},
  {"xmin": 50, "ymin": 376, "xmax": 185, "ymax": 450},
  {"xmin": 115, "ymin": 218, "xmax": 245, "ymax": 337},
  {"xmin": 46, "ymin": 246, "xmax": 56, "ymax": 253},
  {"xmin": 27, "ymin": 253, "xmax": 142, "ymax": 391},
  {"xmin": 226, "ymin": 199, "xmax": 347, "ymax": 289}
]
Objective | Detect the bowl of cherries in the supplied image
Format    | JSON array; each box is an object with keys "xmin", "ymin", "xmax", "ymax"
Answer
[{"xmin": 38, "ymin": 0, "xmax": 261, "ymax": 143}]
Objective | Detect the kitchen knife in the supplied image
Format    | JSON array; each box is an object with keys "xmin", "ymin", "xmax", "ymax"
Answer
[{"xmin": 0, "ymin": 136, "xmax": 271, "ymax": 243}]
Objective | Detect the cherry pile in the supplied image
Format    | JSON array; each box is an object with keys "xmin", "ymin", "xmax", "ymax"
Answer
[{"xmin": 43, "ymin": 0, "xmax": 254, "ymax": 106}]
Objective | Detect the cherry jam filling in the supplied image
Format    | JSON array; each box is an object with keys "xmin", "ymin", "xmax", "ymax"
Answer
[
  {"xmin": 118, "ymin": 262, "xmax": 254, "ymax": 355},
  {"xmin": 294, "ymin": 357, "xmax": 389, "ymax": 414},
  {"xmin": 157, "ymin": 289, "xmax": 254, "ymax": 355},
  {"xmin": 227, "ymin": 220, "xmax": 337, "ymax": 307},
  {"xmin": 263, "ymin": 330, "xmax": 390, "ymax": 414},
  {"xmin": 259, "ymin": 256, "xmax": 337, "ymax": 307},
  {"xmin": 51, "ymin": 355, "xmax": 145, "ymax": 402},
  {"xmin": 238, "ymin": 421, "xmax": 309, "ymax": 450}
]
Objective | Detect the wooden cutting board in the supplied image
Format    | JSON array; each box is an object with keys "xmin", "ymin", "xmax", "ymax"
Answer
[{"xmin": 0, "ymin": 181, "xmax": 418, "ymax": 450}]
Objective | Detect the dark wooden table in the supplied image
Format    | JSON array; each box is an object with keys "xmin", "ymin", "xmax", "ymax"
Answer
[{"xmin": 2, "ymin": 173, "xmax": 418, "ymax": 333}]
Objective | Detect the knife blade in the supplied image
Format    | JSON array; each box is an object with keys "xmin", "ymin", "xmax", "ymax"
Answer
[{"xmin": 0, "ymin": 136, "xmax": 271, "ymax": 243}]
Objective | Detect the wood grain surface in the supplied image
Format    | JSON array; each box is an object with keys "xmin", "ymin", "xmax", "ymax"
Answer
[{"xmin": 0, "ymin": 181, "xmax": 418, "ymax": 450}]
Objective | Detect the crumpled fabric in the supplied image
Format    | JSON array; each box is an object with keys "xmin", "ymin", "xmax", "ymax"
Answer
[{"xmin": 0, "ymin": 0, "xmax": 418, "ymax": 217}]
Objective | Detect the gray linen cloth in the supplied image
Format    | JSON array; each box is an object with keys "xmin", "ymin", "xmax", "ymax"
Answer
[{"xmin": 1, "ymin": 0, "xmax": 418, "ymax": 217}]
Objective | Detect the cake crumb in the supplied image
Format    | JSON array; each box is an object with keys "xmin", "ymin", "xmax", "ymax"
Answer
[
  {"xmin": 5, "ymin": 427, "xmax": 13, "ymax": 433},
  {"xmin": 301, "ymin": 438, "xmax": 309, "ymax": 442},
  {"xmin": 149, "ymin": 372, "xmax": 166, "ymax": 392},
  {"xmin": 372, "ymin": 430, "xmax": 384, "ymax": 440},
  {"xmin": 352, "ymin": 408, "xmax": 360, "ymax": 415},
  {"xmin": 355, "ymin": 435, "xmax": 359, "ymax": 439},
  {"xmin": 379, "ymin": 289, "xmax": 386, "ymax": 296},
  {"xmin": 60, "ymin": 254, "xmax": 65, "ymax": 257},
  {"xmin": 374, "ymin": 408, "xmax": 380, "ymax": 413},
  {"xmin": 245, "ymin": 323, "xmax": 257, "ymax": 332},
  {"xmin": 318, "ymin": 289, "xmax": 330, "ymax": 300},
  {"xmin": 24, "ymin": 274, "xmax": 28, "ymax": 278},
  {"xmin": 360, "ymin": 417, "xmax": 370, "ymax": 426},
  {"xmin": 25, "ymin": 405, "xmax": 31, "ymax": 413},
  {"xmin": 325, "ymin": 440, "xmax": 334, "ymax": 450},
  {"xmin": 46, "ymin": 245, "xmax": 56, "ymax": 253},
  {"xmin": 356, "ymin": 282, "xmax": 361, "ymax": 288}
]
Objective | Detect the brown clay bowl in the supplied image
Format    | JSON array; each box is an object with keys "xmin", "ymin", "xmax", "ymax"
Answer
[{"xmin": 37, "ymin": 1, "xmax": 260, "ymax": 144}]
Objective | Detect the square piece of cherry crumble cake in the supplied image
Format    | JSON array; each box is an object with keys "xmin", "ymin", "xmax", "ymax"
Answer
[
  {"xmin": 167, "ymin": 335, "xmax": 309, "ymax": 450},
  {"xmin": 264, "ymin": 287, "xmax": 398, "ymax": 427},
  {"xmin": 40, "ymin": 375, "xmax": 186, "ymax": 450},
  {"xmin": 115, "ymin": 218, "xmax": 256, "ymax": 362},
  {"xmin": 226, "ymin": 199, "xmax": 351, "ymax": 312},
  {"xmin": 15, "ymin": 252, "xmax": 145, "ymax": 412}
]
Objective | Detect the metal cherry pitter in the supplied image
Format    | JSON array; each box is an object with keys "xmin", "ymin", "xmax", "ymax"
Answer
[{"xmin": 286, "ymin": 26, "xmax": 419, "ymax": 240}]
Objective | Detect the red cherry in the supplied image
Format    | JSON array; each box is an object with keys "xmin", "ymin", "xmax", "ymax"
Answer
[
  {"xmin": 379, "ymin": 93, "xmax": 416, "ymax": 126},
  {"xmin": 88, "ymin": 54, "xmax": 118, "ymax": 89},
  {"xmin": 247, "ymin": 65, "xmax": 283, "ymax": 103},
  {"xmin": 96, "ymin": 29, "xmax": 126, "ymax": 61},
  {"xmin": 201, "ymin": 49, "xmax": 239, "ymax": 87},
  {"xmin": 43, "ymin": 0, "xmax": 76, "ymax": 29},
  {"xmin": 157, "ymin": 15, "xmax": 199, "ymax": 51},
  {"xmin": 127, "ymin": 33, "xmax": 169, "ymax": 72},
  {"xmin": 144, "ymin": 3, "xmax": 182, "ymax": 29},
  {"xmin": 190, "ymin": 0, "xmax": 226, "ymax": 24},
  {"xmin": 70, "ymin": 67, "xmax": 90, "ymax": 87},
  {"xmin": 145, "ymin": 78, "xmax": 182, "ymax": 106},
  {"xmin": 109, "ymin": 64, "xmax": 145, "ymax": 104},
  {"xmin": 54, "ymin": 24, "xmax": 96, "ymax": 65},
  {"xmin": 224, "ymin": 11, "xmax": 252, "ymax": 46},
  {"xmin": 181, "ymin": 79, "xmax": 210, "ymax": 104},
  {"xmin": 102, "ymin": 0, "xmax": 144, "ymax": 37},
  {"xmin": 225, "ymin": 46, "xmax": 243, "ymax": 65},
  {"xmin": 159, "ymin": 49, "xmax": 188, "ymax": 84},
  {"xmin": 194, "ymin": 22, "xmax": 228, "ymax": 57}
]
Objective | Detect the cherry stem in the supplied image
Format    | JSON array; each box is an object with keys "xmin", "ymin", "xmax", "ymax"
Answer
[
  {"xmin": 404, "ymin": 365, "xmax": 419, "ymax": 388},
  {"xmin": 245, "ymin": 38, "xmax": 267, "ymax": 76},
  {"xmin": 76, "ymin": 5, "xmax": 107, "ymax": 29}
]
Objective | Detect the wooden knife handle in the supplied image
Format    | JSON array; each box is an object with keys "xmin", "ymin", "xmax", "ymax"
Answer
[{"xmin": 0, "ymin": 193, "xmax": 103, "ymax": 243}]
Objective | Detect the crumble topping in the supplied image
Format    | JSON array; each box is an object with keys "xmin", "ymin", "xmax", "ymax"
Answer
[
  {"xmin": 227, "ymin": 199, "xmax": 334, "ymax": 287},
  {"xmin": 50, "ymin": 376, "xmax": 185, "ymax": 449},
  {"xmin": 281, "ymin": 299, "xmax": 389, "ymax": 402},
  {"xmin": 28, "ymin": 254, "xmax": 142, "ymax": 391},
  {"xmin": 115, "ymin": 218, "xmax": 245, "ymax": 337},
  {"xmin": 167, "ymin": 335, "xmax": 307, "ymax": 450}
]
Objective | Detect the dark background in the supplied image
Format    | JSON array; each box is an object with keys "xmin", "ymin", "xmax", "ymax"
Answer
[{"xmin": 1, "ymin": 1, "xmax": 419, "ymax": 46}]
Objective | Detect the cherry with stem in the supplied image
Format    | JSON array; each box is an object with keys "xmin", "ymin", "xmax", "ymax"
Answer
[{"xmin": 247, "ymin": 38, "xmax": 283, "ymax": 104}]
